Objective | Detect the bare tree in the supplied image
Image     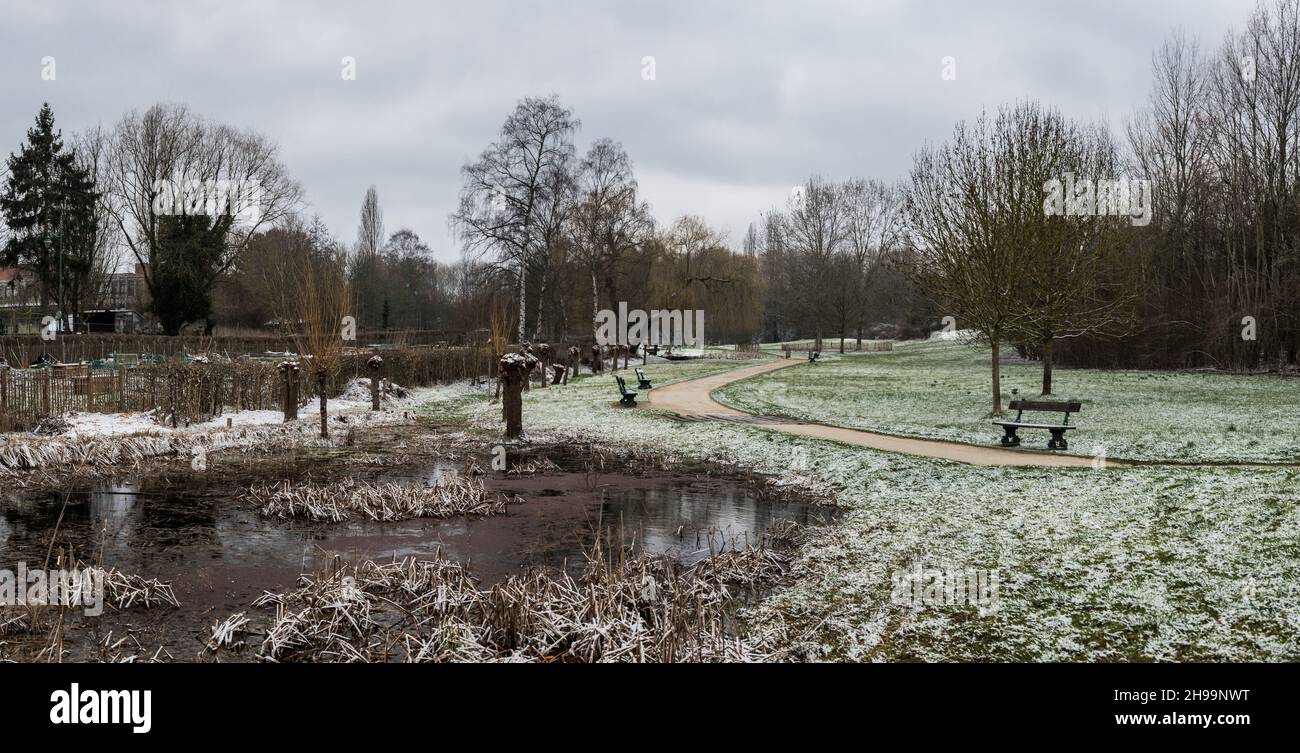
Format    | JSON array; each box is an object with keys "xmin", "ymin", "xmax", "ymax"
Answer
[
  {"xmin": 287, "ymin": 247, "xmax": 350, "ymax": 439},
  {"xmin": 71, "ymin": 125, "xmax": 124, "ymax": 313},
  {"xmin": 1207, "ymin": 0, "xmax": 1300, "ymax": 366},
  {"xmin": 1009, "ymin": 108, "xmax": 1139, "ymax": 394},
  {"xmin": 356, "ymin": 185, "xmax": 384, "ymax": 258},
  {"xmin": 351, "ymin": 186, "xmax": 385, "ymax": 326},
  {"xmin": 906, "ymin": 108, "xmax": 1033, "ymax": 415},
  {"xmin": 784, "ymin": 176, "xmax": 847, "ymax": 349},
  {"xmin": 838, "ymin": 178, "xmax": 903, "ymax": 350},
  {"xmin": 102, "ymin": 103, "xmax": 302, "ymax": 333},
  {"xmin": 451, "ymin": 95, "xmax": 579, "ymax": 342},
  {"xmin": 571, "ymin": 138, "xmax": 654, "ymax": 339}
]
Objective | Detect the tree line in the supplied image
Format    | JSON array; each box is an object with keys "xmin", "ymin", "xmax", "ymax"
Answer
[
  {"xmin": 899, "ymin": 0, "xmax": 1300, "ymax": 412},
  {"xmin": 5, "ymin": 0, "xmax": 1293, "ymax": 383},
  {"xmin": 450, "ymin": 94, "xmax": 764, "ymax": 346}
]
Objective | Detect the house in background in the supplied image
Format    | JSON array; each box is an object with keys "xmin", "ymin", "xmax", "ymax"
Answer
[
  {"xmin": 99, "ymin": 263, "xmax": 146, "ymax": 311},
  {"xmin": 0, "ymin": 266, "xmax": 45, "ymax": 334},
  {"xmin": 0, "ymin": 265, "xmax": 148, "ymax": 334},
  {"xmin": 88, "ymin": 264, "xmax": 148, "ymax": 333}
]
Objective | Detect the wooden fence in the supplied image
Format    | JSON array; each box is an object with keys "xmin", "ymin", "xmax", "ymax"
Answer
[
  {"xmin": 780, "ymin": 341, "xmax": 894, "ymax": 357},
  {"xmin": 0, "ymin": 330, "xmax": 481, "ymax": 367},
  {"xmin": 0, "ymin": 346, "xmax": 497, "ymax": 432}
]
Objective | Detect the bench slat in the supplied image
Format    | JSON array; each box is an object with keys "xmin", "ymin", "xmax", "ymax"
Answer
[{"xmin": 1008, "ymin": 399, "xmax": 1081, "ymax": 412}]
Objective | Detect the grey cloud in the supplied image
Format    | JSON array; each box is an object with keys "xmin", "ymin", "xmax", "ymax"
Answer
[{"xmin": 0, "ymin": 0, "xmax": 1259, "ymax": 259}]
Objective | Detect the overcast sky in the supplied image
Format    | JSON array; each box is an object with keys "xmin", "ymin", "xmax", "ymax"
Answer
[{"xmin": 0, "ymin": 0, "xmax": 1261, "ymax": 263}]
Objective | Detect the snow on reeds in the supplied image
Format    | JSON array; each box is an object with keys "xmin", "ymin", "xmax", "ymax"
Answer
[
  {"xmin": 687, "ymin": 546, "xmax": 792, "ymax": 586},
  {"xmin": 251, "ymin": 529, "xmax": 798, "ymax": 663},
  {"xmin": 242, "ymin": 475, "xmax": 517, "ymax": 522},
  {"xmin": 206, "ymin": 612, "xmax": 251, "ymax": 652},
  {"xmin": 89, "ymin": 566, "xmax": 182, "ymax": 610},
  {"xmin": 0, "ymin": 408, "xmax": 417, "ymax": 481}
]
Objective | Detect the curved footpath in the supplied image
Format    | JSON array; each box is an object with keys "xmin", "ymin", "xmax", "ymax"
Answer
[{"xmin": 646, "ymin": 358, "xmax": 1101, "ymax": 468}]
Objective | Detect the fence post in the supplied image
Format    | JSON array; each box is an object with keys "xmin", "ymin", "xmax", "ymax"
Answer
[
  {"xmin": 367, "ymin": 355, "xmax": 383, "ymax": 410},
  {"xmin": 281, "ymin": 362, "xmax": 299, "ymax": 421},
  {"xmin": 116, "ymin": 366, "xmax": 126, "ymax": 411},
  {"xmin": 41, "ymin": 369, "xmax": 51, "ymax": 416},
  {"xmin": 0, "ymin": 365, "xmax": 8, "ymax": 431}
]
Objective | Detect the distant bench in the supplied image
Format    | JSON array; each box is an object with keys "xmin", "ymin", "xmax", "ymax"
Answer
[
  {"xmin": 615, "ymin": 375, "xmax": 638, "ymax": 407},
  {"xmin": 634, "ymin": 367, "xmax": 653, "ymax": 390},
  {"xmin": 993, "ymin": 399, "xmax": 1081, "ymax": 450},
  {"xmin": 807, "ymin": 351, "xmax": 821, "ymax": 363}
]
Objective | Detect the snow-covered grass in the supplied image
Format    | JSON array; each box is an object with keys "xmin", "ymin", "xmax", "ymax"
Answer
[
  {"xmin": 415, "ymin": 357, "xmax": 1300, "ymax": 661},
  {"xmin": 716, "ymin": 338, "xmax": 1300, "ymax": 464}
]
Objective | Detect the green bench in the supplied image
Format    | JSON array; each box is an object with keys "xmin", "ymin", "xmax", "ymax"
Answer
[
  {"xmin": 993, "ymin": 399, "xmax": 1082, "ymax": 450},
  {"xmin": 615, "ymin": 375, "xmax": 638, "ymax": 407}
]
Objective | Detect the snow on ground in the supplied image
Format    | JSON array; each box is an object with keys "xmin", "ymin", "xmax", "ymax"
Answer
[
  {"xmin": 61, "ymin": 411, "xmax": 163, "ymax": 439},
  {"xmin": 194, "ymin": 410, "xmax": 285, "ymax": 430},
  {"xmin": 51, "ymin": 377, "xmax": 475, "ymax": 440},
  {"xmin": 415, "ymin": 358, "xmax": 1300, "ymax": 661},
  {"xmin": 715, "ymin": 338, "xmax": 1300, "ymax": 464}
]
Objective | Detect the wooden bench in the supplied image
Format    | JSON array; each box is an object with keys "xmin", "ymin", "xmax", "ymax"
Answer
[
  {"xmin": 615, "ymin": 375, "xmax": 638, "ymax": 406},
  {"xmin": 993, "ymin": 399, "xmax": 1081, "ymax": 450},
  {"xmin": 634, "ymin": 367, "xmax": 653, "ymax": 390},
  {"xmin": 808, "ymin": 351, "xmax": 821, "ymax": 363}
]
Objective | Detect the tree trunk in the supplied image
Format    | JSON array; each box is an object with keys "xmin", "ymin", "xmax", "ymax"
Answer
[
  {"xmin": 502, "ymin": 375, "xmax": 523, "ymax": 438},
  {"xmin": 317, "ymin": 370, "xmax": 328, "ymax": 438},
  {"xmin": 283, "ymin": 369, "xmax": 298, "ymax": 421},
  {"xmin": 1040, "ymin": 338, "xmax": 1054, "ymax": 396},
  {"xmin": 516, "ymin": 261, "xmax": 528, "ymax": 343},
  {"xmin": 535, "ymin": 279, "xmax": 547, "ymax": 342},
  {"xmin": 591, "ymin": 271, "xmax": 600, "ymax": 342},
  {"xmin": 991, "ymin": 340, "xmax": 1003, "ymax": 415}
]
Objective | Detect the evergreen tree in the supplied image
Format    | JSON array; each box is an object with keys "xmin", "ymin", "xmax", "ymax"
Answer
[
  {"xmin": 0, "ymin": 103, "xmax": 99, "ymax": 319},
  {"xmin": 151, "ymin": 213, "xmax": 227, "ymax": 334}
]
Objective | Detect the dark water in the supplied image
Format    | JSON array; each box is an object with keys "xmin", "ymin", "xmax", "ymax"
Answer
[{"xmin": 0, "ymin": 451, "xmax": 834, "ymax": 658}]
